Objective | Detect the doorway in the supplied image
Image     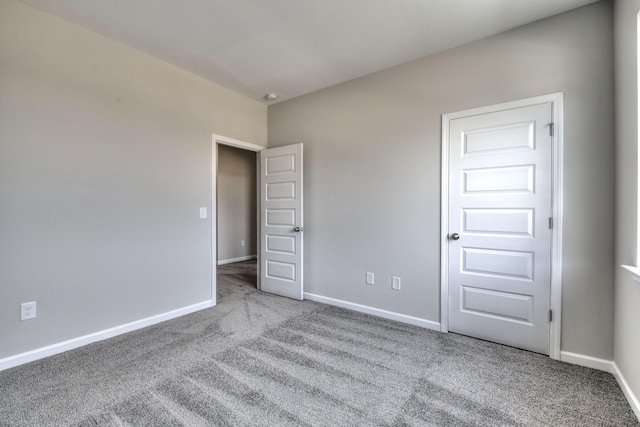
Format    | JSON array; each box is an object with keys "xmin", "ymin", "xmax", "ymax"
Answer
[
  {"xmin": 211, "ymin": 135, "xmax": 305, "ymax": 304},
  {"xmin": 216, "ymin": 144, "xmax": 257, "ymax": 267},
  {"xmin": 216, "ymin": 143, "xmax": 258, "ymax": 294},
  {"xmin": 211, "ymin": 134, "xmax": 264, "ymax": 305},
  {"xmin": 440, "ymin": 94, "xmax": 563, "ymax": 359}
]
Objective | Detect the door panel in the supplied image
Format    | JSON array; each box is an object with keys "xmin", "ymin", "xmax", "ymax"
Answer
[
  {"xmin": 462, "ymin": 209, "xmax": 534, "ymax": 236},
  {"xmin": 448, "ymin": 103, "xmax": 552, "ymax": 354},
  {"xmin": 461, "ymin": 248, "xmax": 534, "ymax": 280},
  {"xmin": 463, "ymin": 165, "xmax": 534, "ymax": 193},
  {"xmin": 260, "ymin": 144, "xmax": 303, "ymax": 300},
  {"xmin": 461, "ymin": 286, "xmax": 533, "ymax": 323}
]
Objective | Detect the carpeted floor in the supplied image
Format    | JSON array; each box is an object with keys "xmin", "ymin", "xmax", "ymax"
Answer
[{"xmin": 0, "ymin": 260, "xmax": 637, "ymax": 426}]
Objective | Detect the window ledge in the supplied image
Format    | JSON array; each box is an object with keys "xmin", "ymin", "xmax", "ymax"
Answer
[{"xmin": 621, "ymin": 265, "xmax": 640, "ymax": 283}]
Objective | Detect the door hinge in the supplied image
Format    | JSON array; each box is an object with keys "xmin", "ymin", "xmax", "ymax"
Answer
[
  {"xmin": 548, "ymin": 217, "xmax": 553, "ymax": 229},
  {"xmin": 548, "ymin": 123, "xmax": 554, "ymax": 137},
  {"xmin": 549, "ymin": 310, "xmax": 553, "ymax": 322}
]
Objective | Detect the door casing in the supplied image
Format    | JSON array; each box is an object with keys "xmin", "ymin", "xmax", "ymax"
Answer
[
  {"xmin": 211, "ymin": 134, "xmax": 265, "ymax": 305},
  {"xmin": 440, "ymin": 93, "xmax": 564, "ymax": 360}
]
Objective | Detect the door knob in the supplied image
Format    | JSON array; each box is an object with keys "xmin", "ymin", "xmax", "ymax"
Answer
[
  {"xmin": 450, "ymin": 233, "xmax": 460, "ymax": 240},
  {"xmin": 293, "ymin": 227, "xmax": 304, "ymax": 232}
]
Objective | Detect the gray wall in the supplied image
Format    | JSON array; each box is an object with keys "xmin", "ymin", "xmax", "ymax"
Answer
[
  {"xmin": 0, "ymin": 0, "xmax": 266, "ymax": 359},
  {"xmin": 269, "ymin": 2, "xmax": 615, "ymax": 359},
  {"xmin": 614, "ymin": 0, "xmax": 640, "ymax": 409},
  {"xmin": 217, "ymin": 144, "xmax": 257, "ymax": 263}
]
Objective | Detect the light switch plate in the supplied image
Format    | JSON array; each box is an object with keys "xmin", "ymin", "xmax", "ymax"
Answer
[{"xmin": 199, "ymin": 207, "xmax": 207, "ymax": 219}]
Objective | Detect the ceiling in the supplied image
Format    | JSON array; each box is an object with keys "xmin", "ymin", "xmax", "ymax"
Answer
[{"xmin": 19, "ymin": 0, "xmax": 600, "ymax": 104}]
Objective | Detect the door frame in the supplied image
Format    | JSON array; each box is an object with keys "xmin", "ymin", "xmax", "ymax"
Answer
[
  {"xmin": 211, "ymin": 134, "xmax": 265, "ymax": 305},
  {"xmin": 439, "ymin": 93, "xmax": 564, "ymax": 359}
]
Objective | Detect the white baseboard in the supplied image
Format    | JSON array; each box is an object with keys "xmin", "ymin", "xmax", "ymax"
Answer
[
  {"xmin": 303, "ymin": 292, "xmax": 440, "ymax": 331},
  {"xmin": 613, "ymin": 362, "xmax": 640, "ymax": 421},
  {"xmin": 0, "ymin": 300, "xmax": 213, "ymax": 372},
  {"xmin": 560, "ymin": 351, "xmax": 640, "ymax": 422},
  {"xmin": 560, "ymin": 351, "xmax": 615, "ymax": 373},
  {"xmin": 217, "ymin": 255, "xmax": 257, "ymax": 265}
]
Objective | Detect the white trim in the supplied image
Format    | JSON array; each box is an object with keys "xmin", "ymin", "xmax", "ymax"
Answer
[
  {"xmin": 211, "ymin": 134, "xmax": 265, "ymax": 302},
  {"xmin": 304, "ymin": 292, "xmax": 441, "ymax": 331},
  {"xmin": 560, "ymin": 351, "xmax": 615, "ymax": 373},
  {"xmin": 613, "ymin": 362, "xmax": 640, "ymax": 421},
  {"xmin": 0, "ymin": 300, "xmax": 212, "ymax": 372},
  {"xmin": 549, "ymin": 93, "xmax": 564, "ymax": 360},
  {"xmin": 212, "ymin": 134, "xmax": 265, "ymax": 152},
  {"xmin": 440, "ymin": 93, "xmax": 564, "ymax": 359},
  {"xmin": 217, "ymin": 255, "xmax": 257, "ymax": 265},
  {"xmin": 559, "ymin": 351, "xmax": 640, "ymax": 420},
  {"xmin": 211, "ymin": 141, "xmax": 216, "ymax": 305},
  {"xmin": 621, "ymin": 264, "xmax": 640, "ymax": 283},
  {"xmin": 440, "ymin": 113, "xmax": 450, "ymax": 333},
  {"xmin": 559, "ymin": 350, "xmax": 640, "ymax": 421},
  {"xmin": 637, "ymin": 12, "xmax": 640, "ymax": 268}
]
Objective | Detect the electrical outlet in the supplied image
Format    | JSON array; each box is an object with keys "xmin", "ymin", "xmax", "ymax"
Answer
[
  {"xmin": 21, "ymin": 301, "xmax": 37, "ymax": 320},
  {"xmin": 366, "ymin": 272, "xmax": 374, "ymax": 285},
  {"xmin": 241, "ymin": 240, "xmax": 245, "ymax": 247},
  {"xmin": 392, "ymin": 276, "xmax": 401, "ymax": 290}
]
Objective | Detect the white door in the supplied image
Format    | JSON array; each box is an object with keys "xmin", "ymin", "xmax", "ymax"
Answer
[
  {"xmin": 447, "ymin": 102, "xmax": 552, "ymax": 354},
  {"xmin": 259, "ymin": 144, "xmax": 303, "ymax": 300}
]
